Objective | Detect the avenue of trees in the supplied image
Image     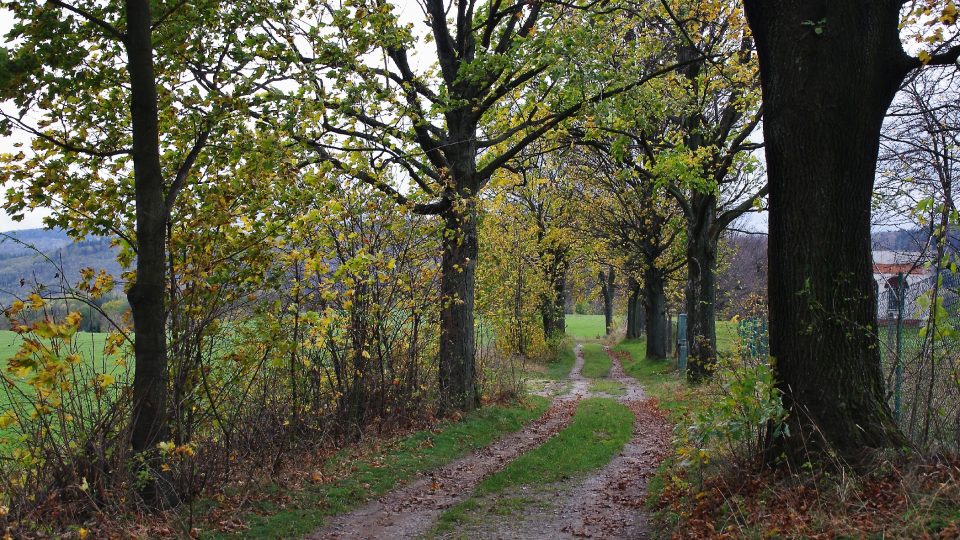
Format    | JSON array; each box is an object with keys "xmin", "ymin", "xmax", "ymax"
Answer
[{"xmin": 0, "ymin": 0, "xmax": 958, "ymax": 525}]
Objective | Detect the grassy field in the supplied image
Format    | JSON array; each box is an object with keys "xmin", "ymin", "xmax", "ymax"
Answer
[
  {"xmin": 0, "ymin": 330, "xmax": 117, "ymax": 402},
  {"xmin": 0, "ymin": 329, "xmax": 115, "ymax": 367},
  {"xmin": 1, "ymin": 330, "xmax": 119, "ymax": 393},
  {"xmin": 1, "ymin": 330, "xmax": 121, "ymax": 444},
  {"xmin": 566, "ymin": 315, "xmax": 739, "ymax": 346},
  {"xmin": 564, "ymin": 314, "xmax": 614, "ymax": 340},
  {"xmin": 716, "ymin": 319, "xmax": 737, "ymax": 352}
]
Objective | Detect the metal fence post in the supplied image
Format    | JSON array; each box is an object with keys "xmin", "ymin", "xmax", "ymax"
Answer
[
  {"xmin": 678, "ymin": 313, "xmax": 688, "ymax": 374},
  {"xmin": 895, "ymin": 272, "xmax": 904, "ymax": 423}
]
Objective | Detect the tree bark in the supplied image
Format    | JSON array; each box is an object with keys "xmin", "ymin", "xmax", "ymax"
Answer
[
  {"xmin": 626, "ymin": 277, "xmax": 644, "ymax": 340},
  {"xmin": 685, "ymin": 204, "xmax": 718, "ymax": 381},
  {"xmin": 600, "ymin": 266, "xmax": 616, "ymax": 335},
  {"xmin": 743, "ymin": 0, "xmax": 908, "ymax": 462},
  {"xmin": 645, "ymin": 267, "xmax": 669, "ymax": 358},
  {"xmin": 124, "ymin": 0, "xmax": 170, "ymax": 503},
  {"xmin": 438, "ymin": 201, "xmax": 479, "ymax": 413}
]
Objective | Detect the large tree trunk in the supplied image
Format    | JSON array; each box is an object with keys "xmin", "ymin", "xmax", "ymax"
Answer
[
  {"xmin": 744, "ymin": 0, "xmax": 908, "ymax": 462},
  {"xmin": 124, "ymin": 0, "xmax": 170, "ymax": 504},
  {"xmin": 685, "ymin": 204, "xmax": 718, "ymax": 381},
  {"xmin": 438, "ymin": 201, "xmax": 479, "ymax": 413},
  {"xmin": 645, "ymin": 267, "xmax": 669, "ymax": 358}
]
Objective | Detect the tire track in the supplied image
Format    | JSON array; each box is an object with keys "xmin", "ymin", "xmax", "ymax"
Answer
[{"xmin": 307, "ymin": 348, "xmax": 589, "ymax": 540}]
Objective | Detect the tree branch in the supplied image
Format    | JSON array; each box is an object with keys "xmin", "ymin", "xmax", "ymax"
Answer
[
  {"xmin": 47, "ymin": 0, "xmax": 126, "ymax": 42},
  {"xmin": 715, "ymin": 182, "xmax": 769, "ymax": 232},
  {"xmin": 165, "ymin": 127, "xmax": 211, "ymax": 215},
  {"xmin": 303, "ymin": 139, "xmax": 447, "ymax": 215},
  {"xmin": 901, "ymin": 44, "xmax": 960, "ymax": 74},
  {"xmin": 477, "ymin": 57, "xmax": 708, "ymax": 182}
]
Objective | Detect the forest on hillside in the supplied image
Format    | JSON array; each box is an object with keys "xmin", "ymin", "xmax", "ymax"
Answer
[{"xmin": 0, "ymin": 1, "xmax": 959, "ymax": 538}]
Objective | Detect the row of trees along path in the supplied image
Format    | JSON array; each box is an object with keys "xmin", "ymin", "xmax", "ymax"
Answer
[{"xmin": 4, "ymin": 0, "xmax": 959, "ymax": 518}]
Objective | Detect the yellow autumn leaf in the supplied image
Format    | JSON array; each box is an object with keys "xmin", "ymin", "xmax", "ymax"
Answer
[
  {"xmin": 7, "ymin": 300, "xmax": 24, "ymax": 315},
  {"xmin": 27, "ymin": 293, "xmax": 45, "ymax": 309},
  {"xmin": 64, "ymin": 311, "xmax": 82, "ymax": 329},
  {"xmin": 919, "ymin": 50, "xmax": 933, "ymax": 64},
  {"xmin": 0, "ymin": 411, "xmax": 16, "ymax": 429},
  {"xmin": 32, "ymin": 321, "xmax": 55, "ymax": 339},
  {"xmin": 942, "ymin": 2, "xmax": 958, "ymax": 25}
]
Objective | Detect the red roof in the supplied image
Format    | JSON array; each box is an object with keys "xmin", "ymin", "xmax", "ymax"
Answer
[{"xmin": 873, "ymin": 263, "xmax": 926, "ymax": 275}]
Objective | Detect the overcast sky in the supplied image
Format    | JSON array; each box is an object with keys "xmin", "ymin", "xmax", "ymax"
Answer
[{"xmin": 0, "ymin": 12, "xmax": 49, "ymax": 232}]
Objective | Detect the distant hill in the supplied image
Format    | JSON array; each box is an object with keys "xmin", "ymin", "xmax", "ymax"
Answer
[
  {"xmin": 872, "ymin": 227, "xmax": 960, "ymax": 253},
  {"xmin": 0, "ymin": 228, "xmax": 122, "ymax": 303}
]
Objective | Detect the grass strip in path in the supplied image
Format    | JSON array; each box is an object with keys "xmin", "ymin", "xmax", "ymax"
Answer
[
  {"xmin": 200, "ymin": 396, "xmax": 550, "ymax": 539},
  {"xmin": 588, "ymin": 378, "xmax": 625, "ymax": 396},
  {"xmin": 580, "ymin": 343, "xmax": 612, "ymax": 378},
  {"xmin": 435, "ymin": 397, "xmax": 633, "ymax": 534}
]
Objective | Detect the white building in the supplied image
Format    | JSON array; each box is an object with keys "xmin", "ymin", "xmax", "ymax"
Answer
[{"xmin": 872, "ymin": 251, "xmax": 931, "ymax": 325}]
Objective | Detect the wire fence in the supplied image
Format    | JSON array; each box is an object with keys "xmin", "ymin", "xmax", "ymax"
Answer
[
  {"xmin": 737, "ymin": 316, "xmax": 769, "ymax": 364},
  {"xmin": 733, "ymin": 278, "xmax": 960, "ymax": 453},
  {"xmin": 878, "ymin": 273, "xmax": 960, "ymax": 452}
]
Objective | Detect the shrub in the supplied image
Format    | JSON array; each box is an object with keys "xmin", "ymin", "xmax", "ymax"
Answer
[{"xmin": 674, "ymin": 353, "xmax": 787, "ymax": 482}]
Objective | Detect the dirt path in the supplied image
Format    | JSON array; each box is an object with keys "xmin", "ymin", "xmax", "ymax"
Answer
[
  {"xmin": 306, "ymin": 348, "xmax": 590, "ymax": 540},
  {"xmin": 556, "ymin": 348, "xmax": 671, "ymax": 539},
  {"xmin": 442, "ymin": 346, "xmax": 672, "ymax": 540}
]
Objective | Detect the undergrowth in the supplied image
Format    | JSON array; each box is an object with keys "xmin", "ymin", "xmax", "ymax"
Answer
[
  {"xmin": 617, "ymin": 337, "xmax": 960, "ymax": 539},
  {"xmin": 45, "ymin": 396, "xmax": 549, "ymax": 539}
]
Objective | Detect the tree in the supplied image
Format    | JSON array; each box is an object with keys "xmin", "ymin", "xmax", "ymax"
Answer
[
  {"xmin": 267, "ymin": 0, "xmax": 675, "ymax": 411},
  {"xmin": 0, "ymin": 0, "xmax": 274, "ymax": 501},
  {"xmin": 742, "ymin": 0, "xmax": 960, "ymax": 462},
  {"xmin": 626, "ymin": 276, "xmax": 646, "ymax": 339},
  {"xmin": 572, "ymin": 0, "xmax": 765, "ymax": 372},
  {"xmin": 507, "ymin": 150, "xmax": 580, "ymax": 342},
  {"xmin": 656, "ymin": 0, "xmax": 766, "ymax": 380}
]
